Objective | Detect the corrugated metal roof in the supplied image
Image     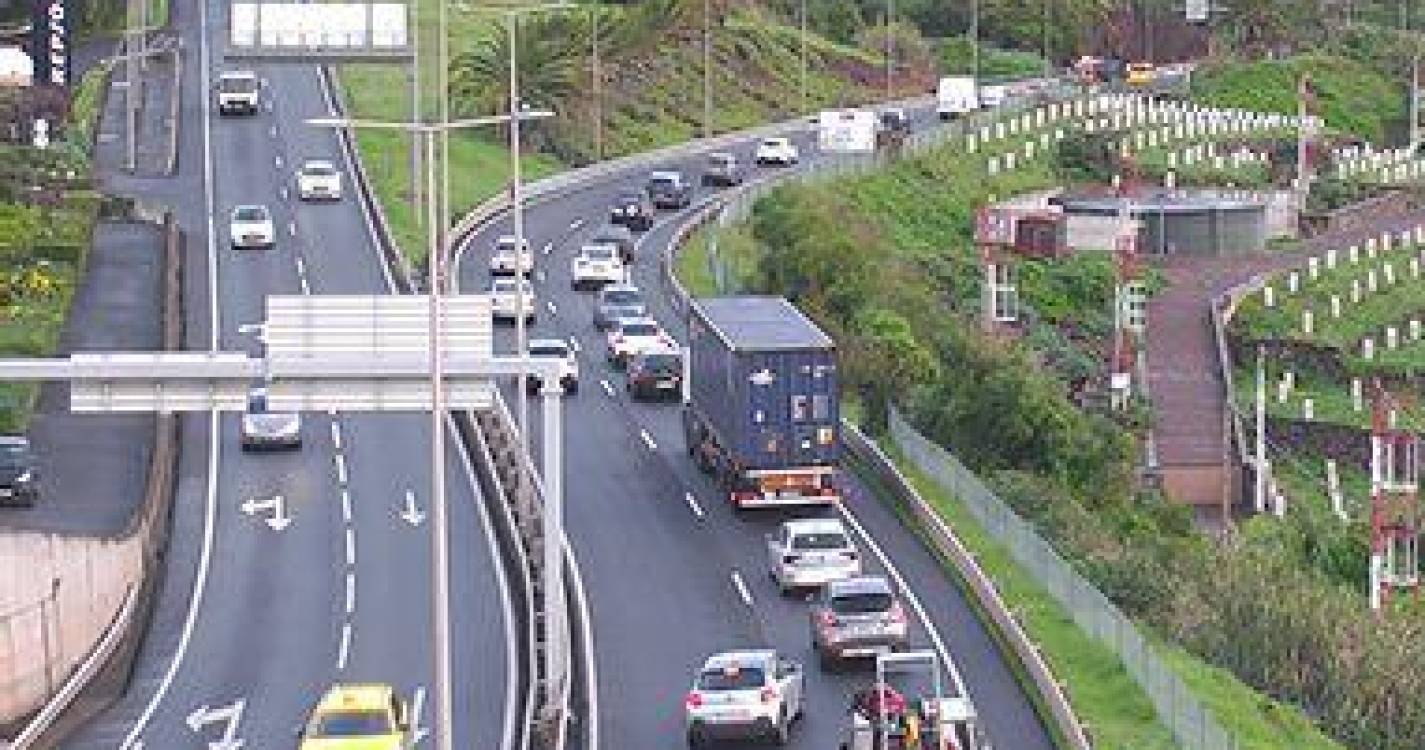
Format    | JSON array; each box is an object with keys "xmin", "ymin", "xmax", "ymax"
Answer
[{"xmin": 694, "ymin": 296, "xmax": 834, "ymax": 352}]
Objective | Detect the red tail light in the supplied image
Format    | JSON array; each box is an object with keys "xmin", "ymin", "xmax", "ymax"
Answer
[
  {"xmin": 759, "ymin": 687, "xmax": 777, "ymax": 704},
  {"xmin": 889, "ymin": 602, "xmax": 907, "ymax": 625},
  {"xmin": 685, "ymin": 691, "xmax": 703, "ymax": 709},
  {"xmin": 818, "ymin": 610, "xmax": 838, "ymax": 628}
]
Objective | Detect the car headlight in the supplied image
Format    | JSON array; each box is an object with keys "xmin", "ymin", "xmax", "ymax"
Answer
[{"xmin": 16, "ymin": 470, "xmax": 32, "ymax": 484}]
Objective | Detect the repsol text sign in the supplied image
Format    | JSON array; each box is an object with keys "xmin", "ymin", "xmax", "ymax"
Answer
[{"xmin": 30, "ymin": 0, "xmax": 70, "ymax": 88}]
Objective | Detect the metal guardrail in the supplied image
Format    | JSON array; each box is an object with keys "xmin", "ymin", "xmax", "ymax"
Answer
[{"xmin": 888, "ymin": 407, "xmax": 1239, "ymax": 750}]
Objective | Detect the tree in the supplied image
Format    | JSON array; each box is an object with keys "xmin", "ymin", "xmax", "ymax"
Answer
[
  {"xmin": 448, "ymin": 14, "xmax": 584, "ymax": 122},
  {"xmin": 848, "ymin": 307, "xmax": 939, "ymax": 432}
]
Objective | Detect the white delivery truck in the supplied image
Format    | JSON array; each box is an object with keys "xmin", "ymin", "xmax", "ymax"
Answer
[
  {"xmin": 935, "ymin": 76, "xmax": 979, "ymax": 121},
  {"xmin": 817, "ymin": 109, "xmax": 877, "ymax": 154}
]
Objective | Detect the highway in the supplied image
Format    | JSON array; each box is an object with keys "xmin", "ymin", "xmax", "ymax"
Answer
[
  {"xmin": 459, "ymin": 115, "xmax": 1057, "ymax": 747},
  {"xmin": 64, "ymin": 0, "xmax": 514, "ymax": 746}
]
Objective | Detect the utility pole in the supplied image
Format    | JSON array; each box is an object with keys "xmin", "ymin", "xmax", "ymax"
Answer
[
  {"xmin": 125, "ymin": 0, "xmax": 140, "ymax": 172},
  {"xmin": 592, "ymin": 6, "xmax": 602, "ymax": 161},
  {"xmin": 432, "ymin": 0, "xmax": 453, "ymax": 742},
  {"xmin": 800, "ymin": 0, "xmax": 808, "ymax": 114},
  {"xmin": 411, "ymin": 0, "xmax": 422, "ymax": 229},
  {"xmin": 1254, "ymin": 346, "xmax": 1267, "ymax": 514},
  {"xmin": 970, "ymin": 0, "xmax": 980, "ymax": 81},
  {"xmin": 1043, "ymin": 0, "xmax": 1052, "ymax": 79},
  {"xmin": 885, "ymin": 0, "xmax": 894, "ymax": 101},
  {"xmin": 703, "ymin": 0, "xmax": 712, "ymax": 139},
  {"xmin": 1411, "ymin": 55, "xmax": 1421, "ymax": 151}
]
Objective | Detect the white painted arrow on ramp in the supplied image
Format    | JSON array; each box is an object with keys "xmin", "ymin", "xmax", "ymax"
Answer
[
  {"xmin": 240, "ymin": 494, "xmax": 291, "ymax": 531},
  {"xmin": 400, "ymin": 489, "xmax": 425, "ymax": 527},
  {"xmin": 186, "ymin": 698, "xmax": 246, "ymax": 750},
  {"xmin": 410, "ymin": 686, "xmax": 430, "ymax": 744}
]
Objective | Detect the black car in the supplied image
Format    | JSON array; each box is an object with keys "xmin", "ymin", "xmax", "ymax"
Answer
[
  {"xmin": 627, "ymin": 347, "xmax": 684, "ymax": 401},
  {"xmin": 610, "ymin": 190, "xmax": 655, "ymax": 231},
  {"xmin": 645, "ymin": 171, "xmax": 693, "ymax": 209},
  {"xmin": 0, "ymin": 436, "xmax": 39, "ymax": 507}
]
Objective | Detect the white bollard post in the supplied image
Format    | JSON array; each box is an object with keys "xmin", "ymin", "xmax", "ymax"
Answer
[
  {"xmin": 1367, "ymin": 269, "xmax": 1378, "ymax": 293},
  {"xmin": 1351, "ymin": 279, "xmax": 1362, "ymax": 303},
  {"xmin": 1349, "ymin": 245, "xmax": 1360, "ymax": 264},
  {"xmin": 1302, "ymin": 309, "xmax": 1313, "ymax": 334},
  {"xmin": 1308, "ymin": 257, "xmax": 1320, "ymax": 280},
  {"xmin": 1384, "ymin": 263, "xmax": 1395, "ymax": 285},
  {"xmin": 1303, "ymin": 398, "xmax": 1314, "ymax": 421},
  {"xmin": 1287, "ymin": 272, "xmax": 1299, "ymax": 293},
  {"xmin": 1367, "ymin": 238, "xmax": 1378, "ymax": 258},
  {"xmin": 1411, "ymin": 257, "xmax": 1420, "ymax": 278},
  {"xmin": 1331, "ymin": 295, "xmax": 1342, "ymax": 319},
  {"xmin": 1387, "ymin": 326, "xmax": 1399, "ymax": 349},
  {"xmin": 1263, "ymin": 285, "xmax": 1275, "ymax": 308},
  {"xmin": 1326, "ymin": 248, "xmax": 1338, "ymax": 268},
  {"xmin": 1352, "ymin": 378, "xmax": 1364, "ymax": 412},
  {"xmin": 1363, "ymin": 338, "xmax": 1375, "ymax": 360}
]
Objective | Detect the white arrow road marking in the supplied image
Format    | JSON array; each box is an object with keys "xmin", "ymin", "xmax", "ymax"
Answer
[
  {"xmin": 185, "ymin": 698, "xmax": 245, "ymax": 750},
  {"xmin": 239, "ymin": 495, "xmax": 291, "ymax": 531},
  {"xmin": 685, "ymin": 491, "xmax": 705, "ymax": 519},
  {"xmin": 542, "ymin": 241, "xmax": 553, "ymax": 256},
  {"xmin": 639, "ymin": 429, "xmax": 657, "ymax": 451},
  {"xmin": 569, "ymin": 217, "xmax": 584, "ymax": 231},
  {"xmin": 345, "ymin": 571, "xmax": 356, "ymax": 615},
  {"xmin": 536, "ymin": 269, "xmax": 547, "ymax": 283},
  {"xmin": 599, "ymin": 379, "xmax": 614, "ymax": 397},
  {"xmin": 730, "ymin": 570, "xmax": 754, "ymax": 607},
  {"xmin": 400, "ymin": 489, "xmax": 426, "ymax": 526},
  {"xmin": 337, "ymin": 622, "xmax": 352, "ymax": 670},
  {"xmin": 568, "ymin": 337, "xmax": 580, "ymax": 353},
  {"xmin": 545, "ymin": 300, "xmax": 557, "ymax": 316},
  {"xmin": 410, "ymin": 686, "xmax": 430, "ymax": 745}
]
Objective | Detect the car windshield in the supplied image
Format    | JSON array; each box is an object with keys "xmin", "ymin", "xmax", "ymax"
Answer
[
  {"xmin": 0, "ymin": 443, "xmax": 29, "ymax": 467},
  {"xmin": 697, "ymin": 666, "xmax": 766, "ymax": 691},
  {"xmin": 311, "ymin": 709, "xmax": 392, "ymax": 737},
  {"xmin": 247, "ymin": 393, "xmax": 268, "ymax": 413},
  {"xmin": 791, "ymin": 532, "xmax": 848, "ymax": 551},
  {"xmin": 763, "ymin": 139, "xmax": 786, "ymax": 148},
  {"xmin": 602, "ymin": 289, "xmax": 642, "ymax": 306},
  {"xmin": 303, "ymin": 163, "xmax": 336, "ymax": 176},
  {"xmin": 530, "ymin": 344, "xmax": 567, "ymax": 358},
  {"xmin": 649, "ymin": 175, "xmax": 679, "ymax": 187},
  {"xmin": 831, "ymin": 591, "xmax": 894, "ymax": 615},
  {"xmin": 234, "ymin": 207, "xmax": 266, "ymax": 222},
  {"xmin": 493, "ymin": 280, "xmax": 532, "ymax": 293},
  {"xmin": 220, "ymin": 75, "xmax": 257, "ymax": 93},
  {"xmin": 709, "ymin": 154, "xmax": 733, "ymax": 167},
  {"xmin": 619, "ymin": 322, "xmax": 659, "ymax": 338},
  {"xmin": 637, "ymin": 353, "xmax": 681, "ymax": 373},
  {"xmin": 582, "ymin": 245, "xmax": 615, "ymax": 260}
]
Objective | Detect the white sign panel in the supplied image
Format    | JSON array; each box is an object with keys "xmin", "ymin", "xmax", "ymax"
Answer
[
  {"xmin": 230, "ymin": 3, "xmax": 409, "ymax": 52},
  {"xmin": 1186, "ymin": 0, "xmax": 1209, "ymax": 22},
  {"xmin": 817, "ymin": 109, "xmax": 877, "ymax": 154}
]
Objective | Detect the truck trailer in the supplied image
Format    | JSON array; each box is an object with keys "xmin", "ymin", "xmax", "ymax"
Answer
[{"xmin": 683, "ymin": 296, "xmax": 841, "ymax": 509}]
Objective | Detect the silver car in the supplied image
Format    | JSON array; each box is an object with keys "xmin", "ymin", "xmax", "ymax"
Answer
[
  {"xmin": 592, "ymin": 283, "xmax": 647, "ymax": 330},
  {"xmin": 809, "ymin": 575, "xmax": 909, "ymax": 667},
  {"xmin": 240, "ymin": 389, "xmax": 301, "ymax": 450}
]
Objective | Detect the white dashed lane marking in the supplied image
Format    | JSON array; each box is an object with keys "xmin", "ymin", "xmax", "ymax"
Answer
[
  {"xmin": 345, "ymin": 528, "xmax": 357, "ymax": 567},
  {"xmin": 685, "ymin": 491, "xmax": 705, "ymax": 519},
  {"xmin": 730, "ymin": 570, "xmax": 754, "ymax": 608},
  {"xmin": 639, "ymin": 429, "xmax": 657, "ymax": 451}
]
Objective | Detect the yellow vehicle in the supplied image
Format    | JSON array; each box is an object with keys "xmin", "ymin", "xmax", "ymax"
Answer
[
  {"xmin": 298, "ymin": 684, "xmax": 410, "ymax": 749},
  {"xmin": 1126, "ymin": 62, "xmax": 1156, "ymax": 87}
]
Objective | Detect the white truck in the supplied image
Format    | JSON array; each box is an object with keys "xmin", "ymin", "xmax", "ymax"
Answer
[
  {"xmin": 817, "ymin": 109, "xmax": 877, "ymax": 154},
  {"xmin": 935, "ymin": 76, "xmax": 979, "ymax": 121},
  {"xmin": 217, "ymin": 70, "xmax": 260, "ymax": 116}
]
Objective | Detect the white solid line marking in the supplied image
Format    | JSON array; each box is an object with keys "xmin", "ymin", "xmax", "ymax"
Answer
[
  {"xmin": 546, "ymin": 300, "xmax": 557, "ymax": 315},
  {"xmin": 345, "ymin": 572, "xmax": 356, "ymax": 614},
  {"xmin": 730, "ymin": 570, "xmax": 754, "ymax": 607},
  {"xmin": 568, "ymin": 337, "xmax": 580, "ymax": 353},
  {"xmin": 685, "ymin": 491, "xmax": 705, "ymax": 519},
  {"xmin": 340, "ymin": 489, "xmax": 353, "ymax": 524},
  {"xmin": 329, "ymin": 420, "xmax": 342, "ymax": 450},
  {"xmin": 639, "ymin": 429, "xmax": 657, "ymax": 451},
  {"xmin": 119, "ymin": 0, "xmax": 220, "ymax": 743},
  {"xmin": 570, "ymin": 218, "xmax": 584, "ymax": 230},
  {"xmin": 345, "ymin": 527, "xmax": 357, "ymax": 567},
  {"xmin": 336, "ymin": 622, "xmax": 352, "ymax": 670},
  {"xmin": 274, "ymin": 154, "xmax": 283, "ymax": 169},
  {"xmin": 600, "ymin": 379, "xmax": 614, "ymax": 397},
  {"xmin": 335, "ymin": 453, "xmax": 348, "ymax": 485}
]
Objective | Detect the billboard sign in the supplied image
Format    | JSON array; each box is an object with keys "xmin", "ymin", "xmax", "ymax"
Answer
[{"xmin": 30, "ymin": 0, "xmax": 69, "ymax": 87}]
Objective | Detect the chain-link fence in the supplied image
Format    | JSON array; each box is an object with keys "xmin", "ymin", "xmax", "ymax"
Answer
[{"xmin": 888, "ymin": 406, "xmax": 1239, "ymax": 750}]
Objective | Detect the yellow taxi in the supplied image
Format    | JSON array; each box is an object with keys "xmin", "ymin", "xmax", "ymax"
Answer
[
  {"xmin": 298, "ymin": 683, "xmax": 409, "ymax": 749},
  {"xmin": 1126, "ymin": 62, "xmax": 1157, "ymax": 87}
]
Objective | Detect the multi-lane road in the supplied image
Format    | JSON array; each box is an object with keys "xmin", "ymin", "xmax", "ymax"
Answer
[
  {"xmin": 59, "ymin": 0, "xmax": 1057, "ymax": 747},
  {"xmin": 66, "ymin": 0, "xmax": 513, "ymax": 746}
]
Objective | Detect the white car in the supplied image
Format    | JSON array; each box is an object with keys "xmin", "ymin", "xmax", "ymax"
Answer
[
  {"xmin": 217, "ymin": 70, "xmax": 260, "ymax": 115},
  {"xmin": 527, "ymin": 338, "xmax": 579, "ymax": 394},
  {"xmin": 490, "ymin": 235, "xmax": 534, "ymax": 276},
  {"xmin": 605, "ymin": 316, "xmax": 674, "ymax": 368},
  {"xmin": 230, "ymin": 204, "xmax": 275, "ymax": 249},
  {"xmin": 754, "ymin": 137, "xmax": 800, "ymax": 166},
  {"xmin": 240, "ymin": 389, "xmax": 301, "ymax": 450},
  {"xmin": 685, "ymin": 650, "xmax": 804, "ymax": 747},
  {"xmin": 766, "ymin": 518, "xmax": 860, "ymax": 595},
  {"xmin": 570, "ymin": 243, "xmax": 624, "ymax": 290},
  {"xmin": 489, "ymin": 277, "xmax": 536, "ymax": 324},
  {"xmin": 296, "ymin": 159, "xmax": 342, "ymax": 201}
]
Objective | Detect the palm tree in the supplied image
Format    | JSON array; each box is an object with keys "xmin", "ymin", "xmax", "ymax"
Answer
[{"xmin": 448, "ymin": 14, "xmax": 583, "ymax": 121}]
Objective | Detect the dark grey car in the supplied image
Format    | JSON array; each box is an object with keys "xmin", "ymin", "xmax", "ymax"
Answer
[
  {"xmin": 646, "ymin": 170, "xmax": 693, "ymax": 209},
  {"xmin": 0, "ymin": 436, "xmax": 39, "ymax": 507},
  {"xmin": 590, "ymin": 224, "xmax": 636, "ymax": 264},
  {"xmin": 592, "ymin": 283, "xmax": 647, "ymax": 330},
  {"xmin": 808, "ymin": 575, "xmax": 909, "ymax": 668},
  {"xmin": 701, "ymin": 152, "xmax": 744, "ymax": 188}
]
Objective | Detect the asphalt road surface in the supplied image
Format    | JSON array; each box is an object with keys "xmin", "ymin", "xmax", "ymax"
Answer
[
  {"xmin": 458, "ymin": 108, "xmax": 1056, "ymax": 749},
  {"xmin": 64, "ymin": 0, "xmax": 513, "ymax": 745}
]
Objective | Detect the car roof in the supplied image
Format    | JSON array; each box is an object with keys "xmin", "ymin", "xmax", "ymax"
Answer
[
  {"xmin": 614, "ymin": 316, "xmax": 658, "ymax": 328},
  {"xmin": 221, "ymin": 70, "xmax": 257, "ymax": 79},
  {"xmin": 825, "ymin": 575, "xmax": 893, "ymax": 597},
  {"xmin": 315, "ymin": 683, "xmax": 396, "ymax": 713},
  {"xmin": 528, "ymin": 338, "xmax": 569, "ymax": 351},
  {"xmin": 0, "ymin": 435, "xmax": 29, "ymax": 448},
  {"xmin": 600, "ymin": 283, "xmax": 640, "ymax": 296},
  {"xmin": 301, "ymin": 159, "xmax": 335, "ymax": 169},
  {"xmin": 580, "ymin": 242, "xmax": 618, "ymax": 253},
  {"xmin": 649, "ymin": 170, "xmax": 682, "ymax": 180},
  {"xmin": 702, "ymin": 650, "xmax": 776, "ymax": 671},
  {"xmin": 234, "ymin": 204, "xmax": 267, "ymax": 212},
  {"xmin": 783, "ymin": 517, "xmax": 847, "ymax": 535}
]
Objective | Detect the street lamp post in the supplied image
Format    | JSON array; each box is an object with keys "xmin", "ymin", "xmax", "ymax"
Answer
[
  {"xmin": 308, "ymin": 108, "xmax": 553, "ymax": 750},
  {"xmin": 971, "ymin": 0, "xmax": 980, "ymax": 81},
  {"xmin": 885, "ymin": 0, "xmax": 894, "ymax": 101},
  {"xmin": 704, "ymin": 0, "xmax": 713, "ymax": 139},
  {"xmin": 799, "ymin": 0, "xmax": 807, "ymax": 114}
]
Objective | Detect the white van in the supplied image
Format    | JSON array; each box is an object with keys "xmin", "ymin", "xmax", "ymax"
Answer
[{"xmin": 936, "ymin": 76, "xmax": 979, "ymax": 121}]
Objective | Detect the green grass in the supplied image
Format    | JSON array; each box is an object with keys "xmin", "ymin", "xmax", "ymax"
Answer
[{"xmin": 678, "ymin": 221, "xmax": 762, "ymax": 298}]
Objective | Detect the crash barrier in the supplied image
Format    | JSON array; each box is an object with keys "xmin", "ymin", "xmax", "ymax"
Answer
[
  {"xmin": 5, "ymin": 212, "xmax": 185, "ymax": 747},
  {"xmin": 888, "ymin": 407, "xmax": 1239, "ymax": 750}
]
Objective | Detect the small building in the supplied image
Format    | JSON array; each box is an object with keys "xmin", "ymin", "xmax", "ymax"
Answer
[
  {"xmin": 1053, "ymin": 191, "xmax": 1268, "ymax": 257},
  {"xmin": 0, "ymin": 46, "xmax": 33, "ymax": 87}
]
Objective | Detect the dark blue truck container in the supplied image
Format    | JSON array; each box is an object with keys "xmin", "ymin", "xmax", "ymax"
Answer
[{"xmin": 682, "ymin": 296, "xmax": 842, "ymax": 509}]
